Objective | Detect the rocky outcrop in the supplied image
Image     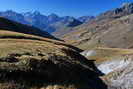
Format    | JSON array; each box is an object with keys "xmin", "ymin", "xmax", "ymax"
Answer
[
  {"xmin": 97, "ymin": 3, "xmax": 133, "ymax": 20},
  {"xmin": 103, "ymin": 56, "xmax": 133, "ymax": 89}
]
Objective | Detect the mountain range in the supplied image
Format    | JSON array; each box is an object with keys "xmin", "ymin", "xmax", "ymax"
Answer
[{"xmin": 0, "ymin": 10, "xmax": 94, "ymax": 34}]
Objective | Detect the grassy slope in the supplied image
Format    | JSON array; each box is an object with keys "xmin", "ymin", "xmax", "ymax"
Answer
[
  {"xmin": 0, "ymin": 30, "xmax": 82, "ymax": 52},
  {"xmin": 62, "ymin": 14, "xmax": 133, "ymax": 50},
  {"xmin": 83, "ymin": 47, "xmax": 133, "ymax": 64}
]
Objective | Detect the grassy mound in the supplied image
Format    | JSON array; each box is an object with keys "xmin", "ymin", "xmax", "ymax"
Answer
[{"xmin": 0, "ymin": 30, "xmax": 107, "ymax": 89}]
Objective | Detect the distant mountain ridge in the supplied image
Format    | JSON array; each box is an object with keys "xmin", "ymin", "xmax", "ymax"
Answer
[{"xmin": 0, "ymin": 10, "xmax": 93, "ymax": 34}]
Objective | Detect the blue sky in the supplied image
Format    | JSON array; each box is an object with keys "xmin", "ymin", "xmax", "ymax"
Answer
[{"xmin": 1, "ymin": 0, "xmax": 133, "ymax": 17}]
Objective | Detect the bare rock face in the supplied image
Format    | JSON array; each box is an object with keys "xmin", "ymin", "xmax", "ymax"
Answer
[
  {"xmin": 97, "ymin": 3, "xmax": 133, "ymax": 20},
  {"xmin": 103, "ymin": 58, "xmax": 133, "ymax": 89}
]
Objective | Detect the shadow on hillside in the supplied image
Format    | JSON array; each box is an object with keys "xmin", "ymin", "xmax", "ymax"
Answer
[
  {"xmin": 61, "ymin": 48, "xmax": 105, "ymax": 76},
  {"xmin": 0, "ymin": 17, "xmax": 60, "ymax": 40},
  {"xmin": 0, "ymin": 67, "xmax": 107, "ymax": 89},
  {"xmin": 60, "ymin": 49, "xmax": 108, "ymax": 89}
]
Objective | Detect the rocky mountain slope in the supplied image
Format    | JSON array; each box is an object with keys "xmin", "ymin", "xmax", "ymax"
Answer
[
  {"xmin": 62, "ymin": 3, "xmax": 133, "ymax": 50},
  {"xmin": 0, "ymin": 17, "xmax": 107, "ymax": 89}
]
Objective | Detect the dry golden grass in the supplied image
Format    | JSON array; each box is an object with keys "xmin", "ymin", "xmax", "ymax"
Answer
[
  {"xmin": 0, "ymin": 30, "xmax": 80, "ymax": 59},
  {"xmin": 87, "ymin": 47, "xmax": 133, "ymax": 64},
  {"xmin": 0, "ymin": 30, "xmax": 62, "ymax": 43},
  {"xmin": 0, "ymin": 38, "xmax": 68, "ymax": 58},
  {"xmin": 0, "ymin": 30, "xmax": 82, "ymax": 52}
]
